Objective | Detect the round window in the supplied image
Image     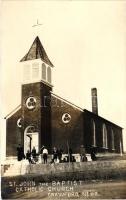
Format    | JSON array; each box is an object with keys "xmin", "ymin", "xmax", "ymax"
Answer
[
  {"xmin": 26, "ymin": 97, "xmax": 37, "ymax": 110},
  {"xmin": 62, "ymin": 113, "xmax": 71, "ymax": 124}
]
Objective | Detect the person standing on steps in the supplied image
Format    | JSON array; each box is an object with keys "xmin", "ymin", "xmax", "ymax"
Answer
[
  {"xmin": 80, "ymin": 145, "xmax": 87, "ymax": 162},
  {"xmin": 26, "ymin": 150, "xmax": 31, "ymax": 163},
  {"xmin": 52, "ymin": 147, "xmax": 58, "ymax": 163},
  {"xmin": 69, "ymin": 148, "xmax": 73, "ymax": 162},
  {"xmin": 57, "ymin": 148, "xmax": 63, "ymax": 163},
  {"xmin": 17, "ymin": 144, "xmax": 25, "ymax": 161},
  {"xmin": 32, "ymin": 146, "xmax": 36, "ymax": 161},
  {"xmin": 42, "ymin": 147, "xmax": 48, "ymax": 164},
  {"xmin": 90, "ymin": 147, "xmax": 97, "ymax": 161}
]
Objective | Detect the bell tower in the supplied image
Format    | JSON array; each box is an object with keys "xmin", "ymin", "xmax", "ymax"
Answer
[
  {"xmin": 21, "ymin": 36, "xmax": 54, "ymax": 85},
  {"xmin": 20, "ymin": 36, "xmax": 54, "ymax": 153}
]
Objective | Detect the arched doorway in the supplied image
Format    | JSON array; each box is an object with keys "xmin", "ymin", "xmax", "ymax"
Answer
[{"xmin": 24, "ymin": 126, "xmax": 39, "ymax": 154}]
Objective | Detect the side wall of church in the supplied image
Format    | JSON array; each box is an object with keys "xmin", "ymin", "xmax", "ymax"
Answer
[
  {"xmin": 83, "ymin": 110, "xmax": 123, "ymax": 153},
  {"xmin": 51, "ymin": 96, "xmax": 84, "ymax": 153},
  {"xmin": 6, "ymin": 109, "xmax": 22, "ymax": 156}
]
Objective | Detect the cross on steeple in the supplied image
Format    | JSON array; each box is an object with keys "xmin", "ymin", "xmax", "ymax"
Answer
[{"xmin": 32, "ymin": 19, "xmax": 42, "ymax": 27}]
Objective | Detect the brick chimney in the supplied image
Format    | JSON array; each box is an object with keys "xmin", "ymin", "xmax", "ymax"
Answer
[{"xmin": 91, "ymin": 88, "xmax": 98, "ymax": 115}]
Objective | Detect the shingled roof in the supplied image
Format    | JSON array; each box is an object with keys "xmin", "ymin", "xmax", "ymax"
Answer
[{"xmin": 20, "ymin": 36, "xmax": 54, "ymax": 67}]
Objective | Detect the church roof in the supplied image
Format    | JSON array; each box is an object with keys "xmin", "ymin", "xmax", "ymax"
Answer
[
  {"xmin": 51, "ymin": 92, "xmax": 84, "ymax": 112},
  {"xmin": 20, "ymin": 36, "xmax": 54, "ymax": 67},
  {"xmin": 4, "ymin": 105, "xmax": 21, "ymax": 119},
  {"xmin": 84, "ymin": 109, "xmax": 123, "ymax": 129}
]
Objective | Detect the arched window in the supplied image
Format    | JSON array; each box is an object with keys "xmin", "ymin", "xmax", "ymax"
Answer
[
  {"xmin": 111, "ymin": 129, "xmax": 115, "ymax": 150},
  {"xmin": 102, "ymin": 124, "xmax": 108, "ymax": 148},
  {"xmin": 47, "ymin": 66, "xmax": 51, "ymax": 83},
  {"xmin": 92, "ymin": 119, "xmax": 96, "ymax": 147},
  {"xmin": 42, "ymin": 63, "xmax": 46, "ymax": 80}
]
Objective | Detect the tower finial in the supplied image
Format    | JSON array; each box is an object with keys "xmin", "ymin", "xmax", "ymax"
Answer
[{"xmin": 32, "ymin": 19, "xmax": 42, "ymax": 27}]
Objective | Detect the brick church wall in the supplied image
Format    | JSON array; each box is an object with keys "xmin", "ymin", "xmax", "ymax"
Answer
[
  {"xmin": 51, "ymin": 96, "xmax": 84, "ymax": 153},
  {"xmin": 6, "ymin": 108, "xmax": 22, "ymax": 156},
  {"xmin": 6, "ymin": 87, "xmax": 123, "ymax": 157}
]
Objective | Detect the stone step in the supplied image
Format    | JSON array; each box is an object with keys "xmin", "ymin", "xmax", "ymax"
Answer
[
  {"xmin": 97, "ymin": 153, "xmax": 126, "ymax": 161},
  {"xmin": 3, "ymin": 159, "xmax": 126, "ymax": 178}
]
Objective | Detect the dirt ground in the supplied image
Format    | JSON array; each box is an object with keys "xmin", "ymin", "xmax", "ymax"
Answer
[{"xmin": 2, "ymin": 179, "xmax": 126, "ymax": 199}]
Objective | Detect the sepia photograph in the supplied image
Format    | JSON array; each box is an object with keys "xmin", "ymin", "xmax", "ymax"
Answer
[{"xmin": 0, "ymin": 0, "xmax": 126, "ymax": 199}]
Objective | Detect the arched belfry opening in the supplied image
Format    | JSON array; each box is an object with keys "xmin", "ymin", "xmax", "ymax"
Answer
[
  {"xmin": 47, "ymin": 66, "xmax": 51, "ymax": 83},
  {"xmin": 42, "ymin": 63, "xmax": 46, "ymax": 80}
]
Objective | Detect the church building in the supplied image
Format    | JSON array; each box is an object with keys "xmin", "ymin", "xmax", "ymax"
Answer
[{"xmin": 5, "ymin": 36, "xmax": 123, "ymax": 158}]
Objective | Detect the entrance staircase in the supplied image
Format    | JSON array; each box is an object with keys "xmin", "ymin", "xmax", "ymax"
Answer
[
  {"xmin": 2, "ymin": 160, "xmax": 29, "ymax": 177},
  {"xmin": 2, "ymin": 154, "xmax": 126, "ymax": 179}
]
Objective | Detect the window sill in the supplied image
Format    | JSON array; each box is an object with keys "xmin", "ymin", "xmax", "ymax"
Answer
[
  {"xmin": 92, "ymin": 145, "xmax": 97, "ymax": 147},
  {"xmin": 102, "ymin": 147, "xmax": 109, "ymax": 150}
]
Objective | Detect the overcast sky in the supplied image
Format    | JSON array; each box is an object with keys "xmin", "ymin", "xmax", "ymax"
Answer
[{"xmin": 1, "ymin": 0, "xmax": 126, "ymax": 151}]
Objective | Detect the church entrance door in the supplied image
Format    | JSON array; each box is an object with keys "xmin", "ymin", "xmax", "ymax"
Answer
[{"xmin": 24, "ymin": 126, "xmax": 39, "ymax": 154}]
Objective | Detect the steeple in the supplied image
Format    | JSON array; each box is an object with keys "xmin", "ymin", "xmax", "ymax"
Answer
[
  {"xmin": 20, "ymin": 36, "xmax": 54, "ymax": 85},
  {"xmin": 20, "ymin": 36, "xmax": 54, "ymax": 67}
]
